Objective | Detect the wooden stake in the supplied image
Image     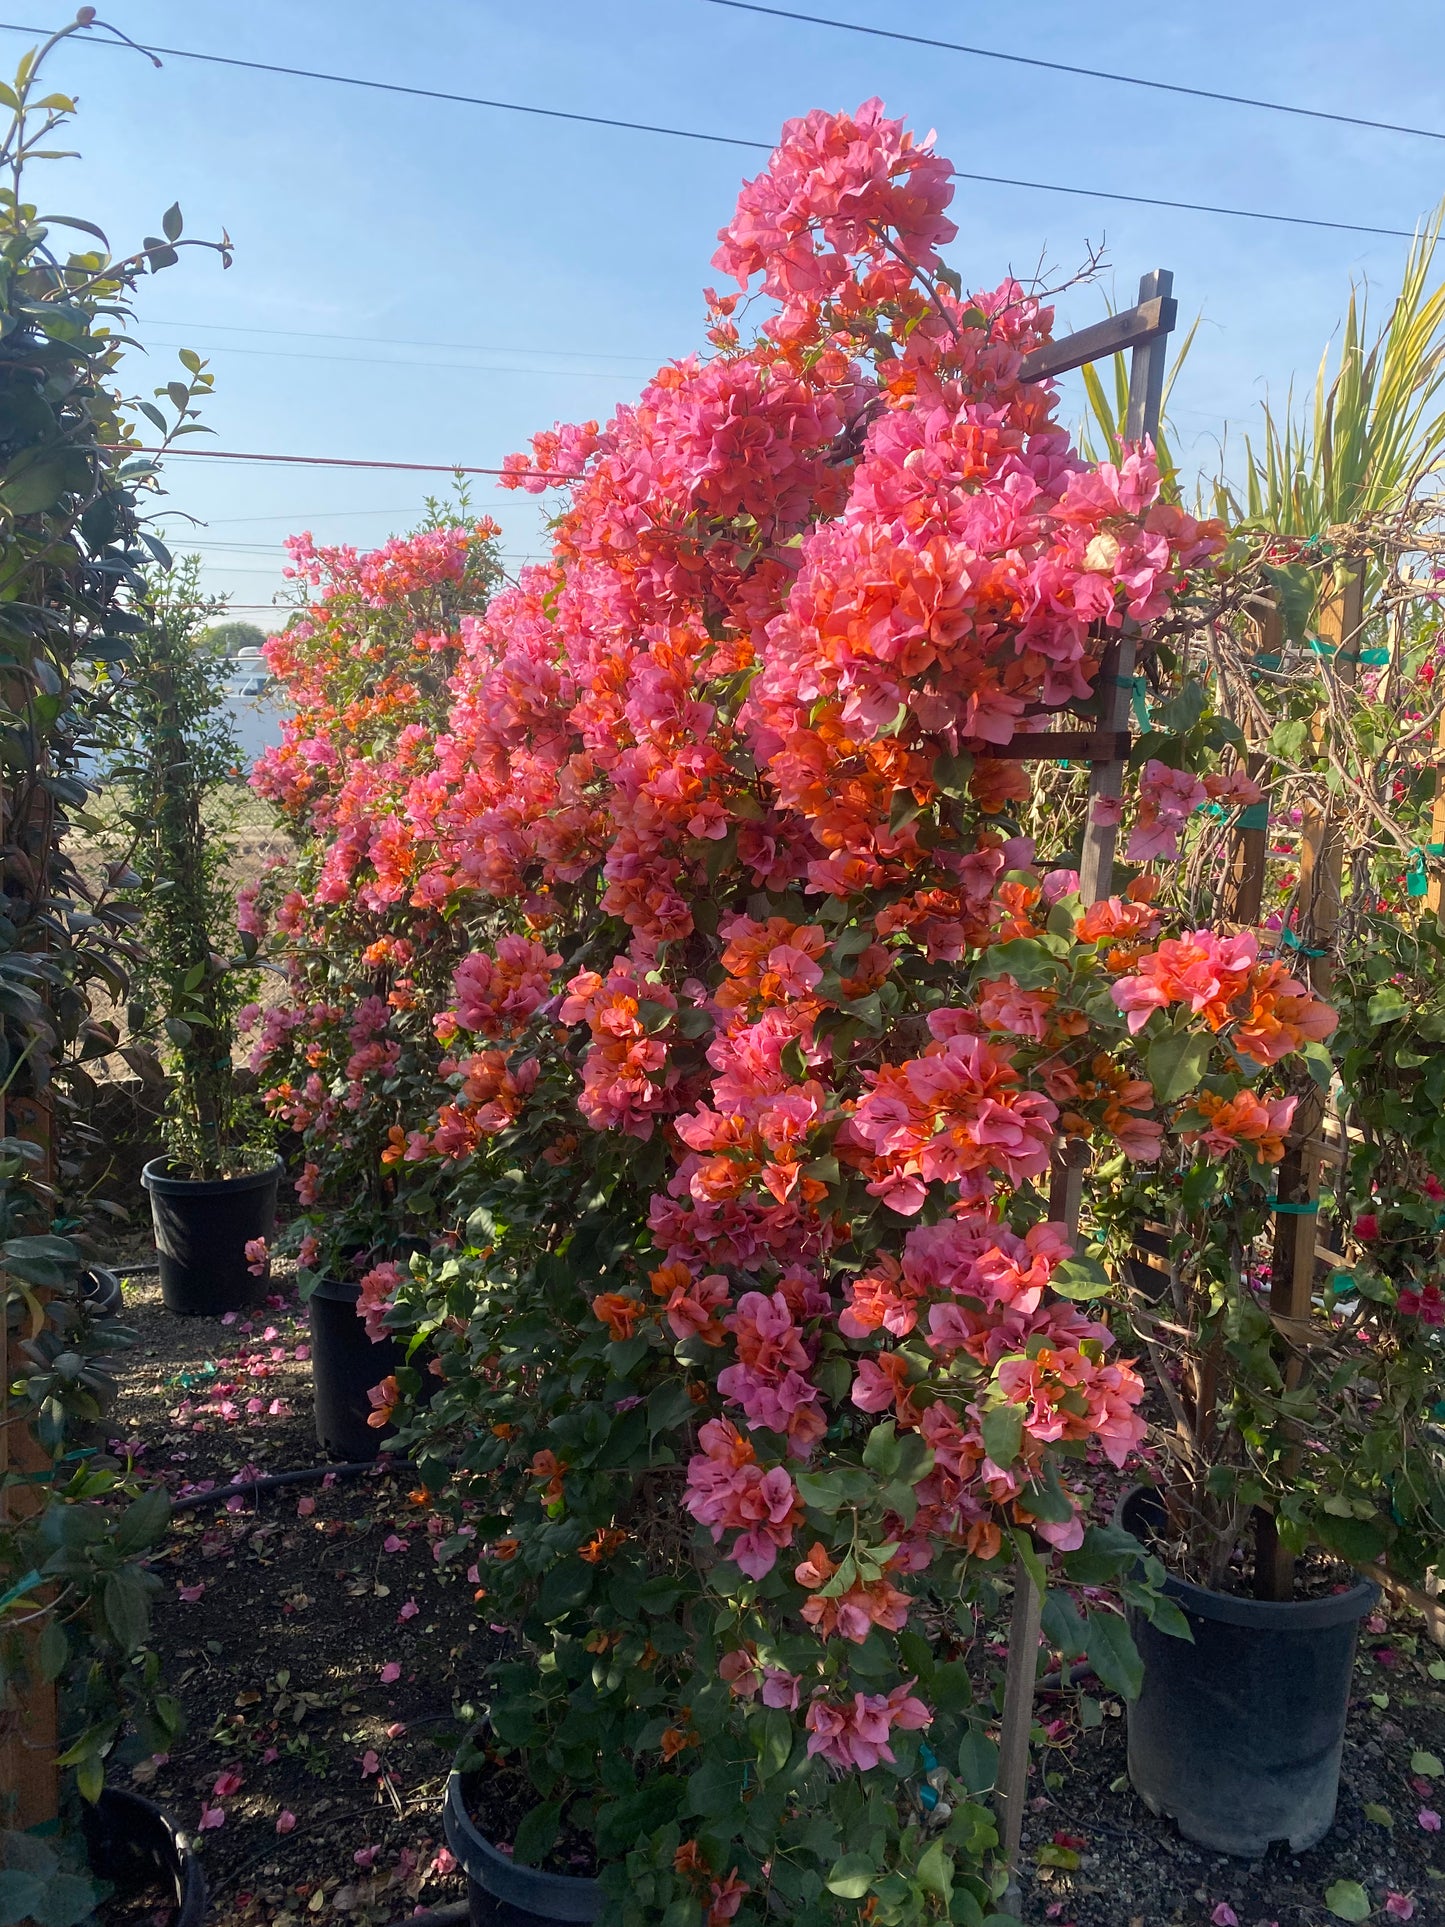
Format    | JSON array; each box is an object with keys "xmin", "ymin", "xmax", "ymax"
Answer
[
  {"xmin": 1257, "ymin": 567, "xmax": 1365, "ymax": 1601},
  {"xmin": 0, "ymin": 1093, "xmax": 60, "ymax": 1830},
  {"xmin": 1225, "ymin": 600, "xmax": 1283, "ymax": 926},
  {"xmin": 993, "ymin": 271, "xmax": 1175, "ymax": 1903},
  {"xmin": 1425, "ymin": 708, "xmax": 1445, "ymax": 926}
]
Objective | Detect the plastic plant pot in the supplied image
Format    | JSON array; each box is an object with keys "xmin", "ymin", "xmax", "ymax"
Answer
[
  {"xmin": 84, "ymin": 1784, "xmax": 207, "ymax": 1925},
  {"xmin": 308, "ymin": 1275, "xmax": 402, "ymax": 1462},
  {"xmin": 1119, "ymin": 1485, "xmax": 1378, "ymax": 1856},
  {"xmin": 142, "ymin": 1156, "xmax": 280, "ymax": 1317},
  {"xmin": 444, "ymin": 1767, "xmax": 602, "ymax": 1926}
]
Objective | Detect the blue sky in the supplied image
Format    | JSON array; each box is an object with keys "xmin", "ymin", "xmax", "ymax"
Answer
[{"xmin": 11, "ymin": 1, "xmax": 1445, "ymax": 626}]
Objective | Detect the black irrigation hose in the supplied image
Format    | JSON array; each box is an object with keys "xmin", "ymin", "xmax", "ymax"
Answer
[
  {"xmin": 380, "ymin": 1905, "xmax": 469, "ymax": 1927},
  {"xmin": 170, "ymin": 1458, "xmax": 417, "ymax": 1511}
]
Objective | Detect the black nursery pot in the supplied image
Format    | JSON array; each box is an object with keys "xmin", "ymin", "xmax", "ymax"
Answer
[
  {"xmin": 85, "ymin": 1784, "xmax": 207, "ymax": 1925},
  {"xmin": 142, "ymin": 1156, "xmax": 280, "ymax": 1317},
  {"xmin": 309, "ymin": 1276, "xmax": 401, "ymax": 1462},
  {"xmin": 1119, "ymin": 1485, "xmax": 1378, "ymax": 1856},
  {"xmin": 444, "ymin": 1769, "xmax": 601, "ymax": 1927}
]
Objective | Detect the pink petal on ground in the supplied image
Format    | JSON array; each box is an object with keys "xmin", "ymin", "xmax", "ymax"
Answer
[
  {"xmin": 1210, "ymin": 1907, "xmax": 1239, "ymax": 1927},
  {"xmin": 221, "ymin": 1313, "xmax": 237, "ymax": 1326},
  {"xmin": 198, "ymin": 1806, "xmax": 225, "ymax": 1831},
  {"xmin": 275, "ymin": 1810, "xmax": 296, "ymax": 1835},
  {"xmin": 213, "ymin": 1769, "xmax": 244, "ymax": 1799},
  {"xmin": 1419, "ymin": 1807, "xmax": 1441, "ymax": 1830},
  {"xmin": 297, "ymin": 1495, "xmax": 316, "ymax": 1517},
  {"xmin": 386, "ymin": 1722, "xmax": 406, "ymax": 1739},
  {"xmin": 397, "ymin": 1599, "xmax": 419, "ymax": 1622},
  {"xmin": 1385, "ymin": 1896, "xmax": 1415, "ymax": 1921},
  {"xmin": 383, "ymin": 1534, "xmax": 406, "ymax": 1553},
  {"xmin": 379, "ymin": 1662, "xmax": 402, "ymax": 1684},
  {"xmin": 261, "ymin": 1746, "xmax": 278, "ymax": 1765},
  {"xmin": 361, "ymin": 1750, "xmax": 381, "ymax": 1776},
  {"xmin": 353, "ymin": 1846, "xmax": 380, "ymax": 1869},
  {"xmin": 177, "ymin": 1583, "xmax": 205, "ymax": 1603}
]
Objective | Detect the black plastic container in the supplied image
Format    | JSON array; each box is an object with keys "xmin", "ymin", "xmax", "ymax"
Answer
[
  {"xmin": 80, "ymin": 1265, "xmax": 123, "ymax": 1318},
  {"xmin": 1120, "ymin": 1486, "xmax": 1377, "ymax": 1855},
  {"xmin": 142, "ymin": 1157, "xmax": 280, "ymax": 1317},
  {"xmin": 444, "ymin": 1768, "xmax": 601, "ymax": 1926},
  {"xmin": 86, "ymin": 1784, "xmax": 207, "ymax": 1925},
  {"xmin": 309, "ymin": 1276, "xmax": 401, "ymax": 1461}
]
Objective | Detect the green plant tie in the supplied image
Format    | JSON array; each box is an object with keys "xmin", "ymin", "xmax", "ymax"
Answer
[
  {"xmin": 1237, "ymin": 802, "xmax": 1269, "ymax": 830},
  {"xmin": 1359, "ymin": 647, "xmax": 1390, "ymax": 666},
  {"xmin": 1252, "ymin": 652, "xmax": 1283, "ymax": 673},
  {"xmin": 1328, "ymin": 1269, "xmax": 1355, "ymax": 1294},
  {"xmin": 1306, "ymin": 635, "xmax": 1336, "ymax": 656},
  {"xmin": 1104, "ymin": 672, "xmax": 1151, "ymax": 730},
  {"xmin": 1405, "ymin": 847, "xmax": 1434, "ymax": 899},
  {"xmin": 1277, "ymin": 929, "xmax": 1326, "ymax": 958},
  {"xmin": 1266, "ymin": 1196, "xmax": 1319, "ymax": 1215}
]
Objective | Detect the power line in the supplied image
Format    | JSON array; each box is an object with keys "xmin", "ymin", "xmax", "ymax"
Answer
[
  {"xmin": 704, "ymin": 0, "xmax": 1445, "ymax": 145},
  {"xmin": 124, "ymin": 447, "xmax": 564, "ymax": 478},
  {"xmin": 0, "ymin": 19, "xmax": 1418, "ymax": 241}
]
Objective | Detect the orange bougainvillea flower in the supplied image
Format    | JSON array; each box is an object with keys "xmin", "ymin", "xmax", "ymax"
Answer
[
  {"xmin": 590, "ymin": 1291, "xmax": 644, "ymax": 1341},
  {"xmin": 660, "ymin": 1724, "xmax": 700, "ymax": 1761},
  {"xmin": 578, "ymin": 1526, "xmax": 628, "ymax": 1564},
  {"xmin": 529, "ymin": 1449, "xmax": 567, "ymax": 1504}
]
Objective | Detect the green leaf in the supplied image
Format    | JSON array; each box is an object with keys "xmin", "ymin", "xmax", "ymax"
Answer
[
  {"xmin": 981, "ymin": 1404, "xmax": 1023, "ymax": 1467},
  {"xmin": 977, "ymin": 938, "xmax": 1057, "ymax": 990},
  {"xmin": 1362, "ymin": 1801, "xmax": 1394, "ymax": 1828},
  {"xmin": 1366, "ymin": 984, "xmax": 1408, "ymax": 1026},
  {"xmin": 161, "ymin": 201, "xmax": 183, "ymax": 241},
  {"xmin": 1260, "ymin": 560, "xmax": 1317, "ymax": 642},
  {"xmin": 1410, "ymin": 1748, "xmax": 1442, "ymax": 1778},
  {"xmin": 101, "ymin": 1570, "xmax": 150, "ymax": 1652},
  {"xmin": 825, "ymin": 1853, "xmax": 875, "ymax": 1900},
  {"xmin": 1083, "ymin": 1609, "xmax": 1143, "ymax": 1700},
  {"xmin": 686, "ymin": 1757, "xmax": 746, "ymax": 1820},
  {"xmin": 916, "ymin": 1841, "xmax": 952, "ymax": 1904},
  {"xmin": 1145, "ymin": 1029, "xmax": 1212, "ymax": 1102},
  {"xmin": 114, "ymin": 1482, "xmax": 170, "ymax": 1555},
  {"xmin": 955, "ymin": 1727, "xmax": 998, "ymax": 1795},
  {"xmin": 1040, "ymin": 1589, "xmax": 1087, "ymax": 1659},
  {"xmin": 31, "ymin": 1871, "xmax": 97, "ymax": 1927},
  {"xmin": 0, "ymin": 1872, "xmax": 46, "ymax": 1927},
  {"xmin": 1050, "ymin": 1255, "xmax": 1113, "ymax": 1301},
  {"xmin": 511, "ymin": 1800, "xmax": 561, "ymax": 1866},
  {"xmin": 1323, "ymin": 1878, "xmax": 1371, "ymax": 1921}
]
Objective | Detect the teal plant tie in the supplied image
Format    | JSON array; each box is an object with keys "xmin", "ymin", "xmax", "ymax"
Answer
[
  {"xmin": 1237, "ymin": 802, "xmax": 1269, "ymax": 831},
  {"xmin": 1405, "ymin": 847, "xmax": 1435, "ymax": 899},
  {"xmin": 1105, "ymin": 673, "xmax": 1151, "ymax": 730},
  {"xmin": 1266, "ymin": 1196, "xmax": 1319, "ymax": 1215},
  {"xmin": 1278, "ymin": 929, "xmax": 1326, "ymax": 958},
  {"xmin": 1328, "ymin": 1269, "xmax": 1355, "ymax": 1295},
  {"xmin": 1306, "ymin": 635, "xmax": 1337, "ymax": 657},
  {"xmin": 1253, "ymin": 652, "xmax": 1283, "ymax": 673},
  {"xmin": 1359, "ymin": 647, "xmax": 1390, "ymax": 666}
]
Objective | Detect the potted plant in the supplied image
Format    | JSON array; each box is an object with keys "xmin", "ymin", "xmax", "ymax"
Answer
[
  {"xmin": 247, "ymin": 99, "xmax": 1354, "ymax": 1926},
  {"xmin": 98, "ymin": 562, "xmax": 276, "ymax": 1315},
  {"xmin": 1086, "ymin": 499, "xmax": 1445, "ymax": 1850},
  {"xmin": 245, "ymin": 505, "xmax": 503, "ymax": 1450}
]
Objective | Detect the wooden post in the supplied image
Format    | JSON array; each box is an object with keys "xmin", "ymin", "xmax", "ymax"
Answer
[
  {"xmin": 0, "ymin": 1092, "xmax": 60, "ymax": 1830},
  {"xmin": 1256, "ymin": 566, "xmax": 1365, "ymax": 1601},
  {"xmin": 1225, "ymin": 599, "xmax": 1283, "ymax": 926},
  {"xmin": 993, "ymin": 271, "xmax": 1175, "ymax": 1902}
]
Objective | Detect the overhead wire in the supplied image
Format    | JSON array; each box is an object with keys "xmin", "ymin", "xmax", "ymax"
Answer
[
  {"xmin": 0, "ymin": 19, "xmax": 1419, "ymax": 241},
  {"xmin": 703, "ymin": 0, "xmax": 1445, "ymax": 146}
]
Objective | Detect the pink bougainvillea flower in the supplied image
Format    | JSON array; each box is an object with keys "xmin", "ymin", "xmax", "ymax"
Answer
[
  {"xmin": 1385, "ymin": 1895, "xmax": 1415, "ymax": 1920},
  {"xmin": 353, "ymin": 1845, "xmax": 380, "ymax": 1870},
  {"xmin": 177, "ymin": 1582, "xmax": 205, "ymax": 1603},
  {"xmin": 198, "ymin": 1805, "xmax": 225, "ymax": 1831},
  {"xmin": 275, "ymin": 1810, "xmax": 296, "ymax": 1835},
  {"xmin": 296, "ymin": 1495, "xmax": 316, "ymax": 1517},
  {"xmin": 397, "ymin": 1598, "xmax": 419, "ymax": 1622},
  {"xmin": 244, "ymin": 1237, "xmax": 269, "ymax": 1277},
  {"xmin": 379, "ymin": 1661, "xmax": 402, "ymax": 1683},
  {"xmin": 1355, "ymin": 1212, "xmax": 1380, "ymax": 1242},
  {"xmin": 383, "ymin": 1533, "xmax": 406, "ymax": 1553},
  {"xmin": 1210, "ymin": 1906, "xmax": 1239, "ymax": 1927},
  {"xmin": 212, "ymin": 1769, "xmax": 244, "ymax": 1800},
  {"xmin": 1419, "ymin": 1806, "xmax": 1441, "ymax": 1830},
  {"xmin": 361, "ymin": 1750, "xmax": 382, "ymax": 1776}
]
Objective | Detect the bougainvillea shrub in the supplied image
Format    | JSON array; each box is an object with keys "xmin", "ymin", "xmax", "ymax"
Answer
[
  {"xmin": 247, "ymin": 514, "xmax": 502, "ymax": 1286},
  {"xmin": 250, "ymin": 103, "xmax": 1339, "ymax": 1923}
]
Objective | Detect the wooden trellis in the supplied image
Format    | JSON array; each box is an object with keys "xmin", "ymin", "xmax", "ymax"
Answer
[{"xmin": 985, "ymin": 270, "xmax": 1176, "ymax": 1897}]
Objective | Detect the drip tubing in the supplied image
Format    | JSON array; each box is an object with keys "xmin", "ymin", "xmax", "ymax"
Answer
[{"xmin": 171, "ymin": 1457, "xmax": 415, "ymax": 1512}]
